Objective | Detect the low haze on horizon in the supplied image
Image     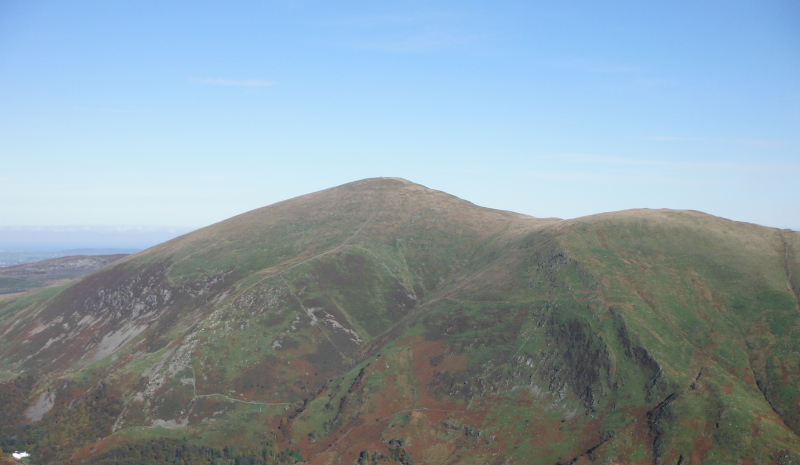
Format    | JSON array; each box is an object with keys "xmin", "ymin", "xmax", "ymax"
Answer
[{"xmin": 2, "ymin": 0, "xmax": 799, "ymax": 238}]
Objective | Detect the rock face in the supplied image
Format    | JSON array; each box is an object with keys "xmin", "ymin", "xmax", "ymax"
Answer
[{"xmin": 0, "ymin": 177, "xmax": 798, "ymax": 464}]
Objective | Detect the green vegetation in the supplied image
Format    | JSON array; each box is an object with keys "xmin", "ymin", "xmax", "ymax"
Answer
[
  {"xmin": 0, "ymin": 179, "xmax": 797, "ymax": 464},
  {"xmin": 78, "ymin": 438, "xmax": 301, "ymax": 465}
]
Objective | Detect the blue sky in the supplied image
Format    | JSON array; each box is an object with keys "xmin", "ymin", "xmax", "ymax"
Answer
[{"xmin": 2, "ymin": 0, "xmax": 799, "ymax": 246}]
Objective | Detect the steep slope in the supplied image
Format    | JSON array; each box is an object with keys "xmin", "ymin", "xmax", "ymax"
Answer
[{"xmin": 0, "ymin": 178, "xmax": 798, "ymax": 465}]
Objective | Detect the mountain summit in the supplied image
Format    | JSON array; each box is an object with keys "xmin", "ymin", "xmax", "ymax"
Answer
[{"xmin": 1, "ymin": 178, "xmax": 799, "ymax": 464}]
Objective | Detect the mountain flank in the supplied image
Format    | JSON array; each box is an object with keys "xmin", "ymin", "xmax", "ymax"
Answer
[{"xmin": 0, "ymin": 177, "xmax": 798, "ymax": 464}]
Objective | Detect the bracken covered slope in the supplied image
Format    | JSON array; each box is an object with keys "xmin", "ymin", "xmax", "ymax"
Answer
[{"xmin": 0, "ymin": 178, "xmax": 798, "ymax": 465}]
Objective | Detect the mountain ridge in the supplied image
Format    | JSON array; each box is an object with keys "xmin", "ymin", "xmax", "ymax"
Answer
[{"xmin": 0, "ymin": 177, "xmax": 798, "ymax": 464}]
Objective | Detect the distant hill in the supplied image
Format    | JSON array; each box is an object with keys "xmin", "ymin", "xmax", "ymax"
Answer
[
  {"xmin": 0, "ymin": 178, "xmax": 797, "ymax": 464},
  {"xmin": 0, "ymin": 250, "xmax": 139, "ymax": 268},
  {"xmin": 0, "ymin": 255, "xmax": 128, "ymax": 295}
]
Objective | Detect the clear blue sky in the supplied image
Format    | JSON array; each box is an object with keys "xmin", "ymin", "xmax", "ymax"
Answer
[{"xmin": 2, "ymin": 0, "xmax": 799, "ymax": 241}]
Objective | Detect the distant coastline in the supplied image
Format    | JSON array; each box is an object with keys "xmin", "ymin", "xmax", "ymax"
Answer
[{"xmin": 0, "ymin": 225, "xmax": 194, "ymax": 260}]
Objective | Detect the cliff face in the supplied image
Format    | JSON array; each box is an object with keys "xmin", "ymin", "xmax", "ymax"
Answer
[{"xmin": 0, "ymin": 178, "xmax": 798, "ymax": 464}]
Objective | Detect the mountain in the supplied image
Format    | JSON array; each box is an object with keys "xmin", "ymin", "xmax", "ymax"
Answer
[
  {"xmin": 0, "ymin": 177, "xmax": 798, "ymax": 465},
  {"xmin": 0, "ymin": 255, "xmax": 128, "ymax": 295}
]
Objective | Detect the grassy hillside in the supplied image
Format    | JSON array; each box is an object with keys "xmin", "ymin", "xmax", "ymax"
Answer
[{"xmin": 0, "ymin": 178, "xmax": 797, "ymax": 464}]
